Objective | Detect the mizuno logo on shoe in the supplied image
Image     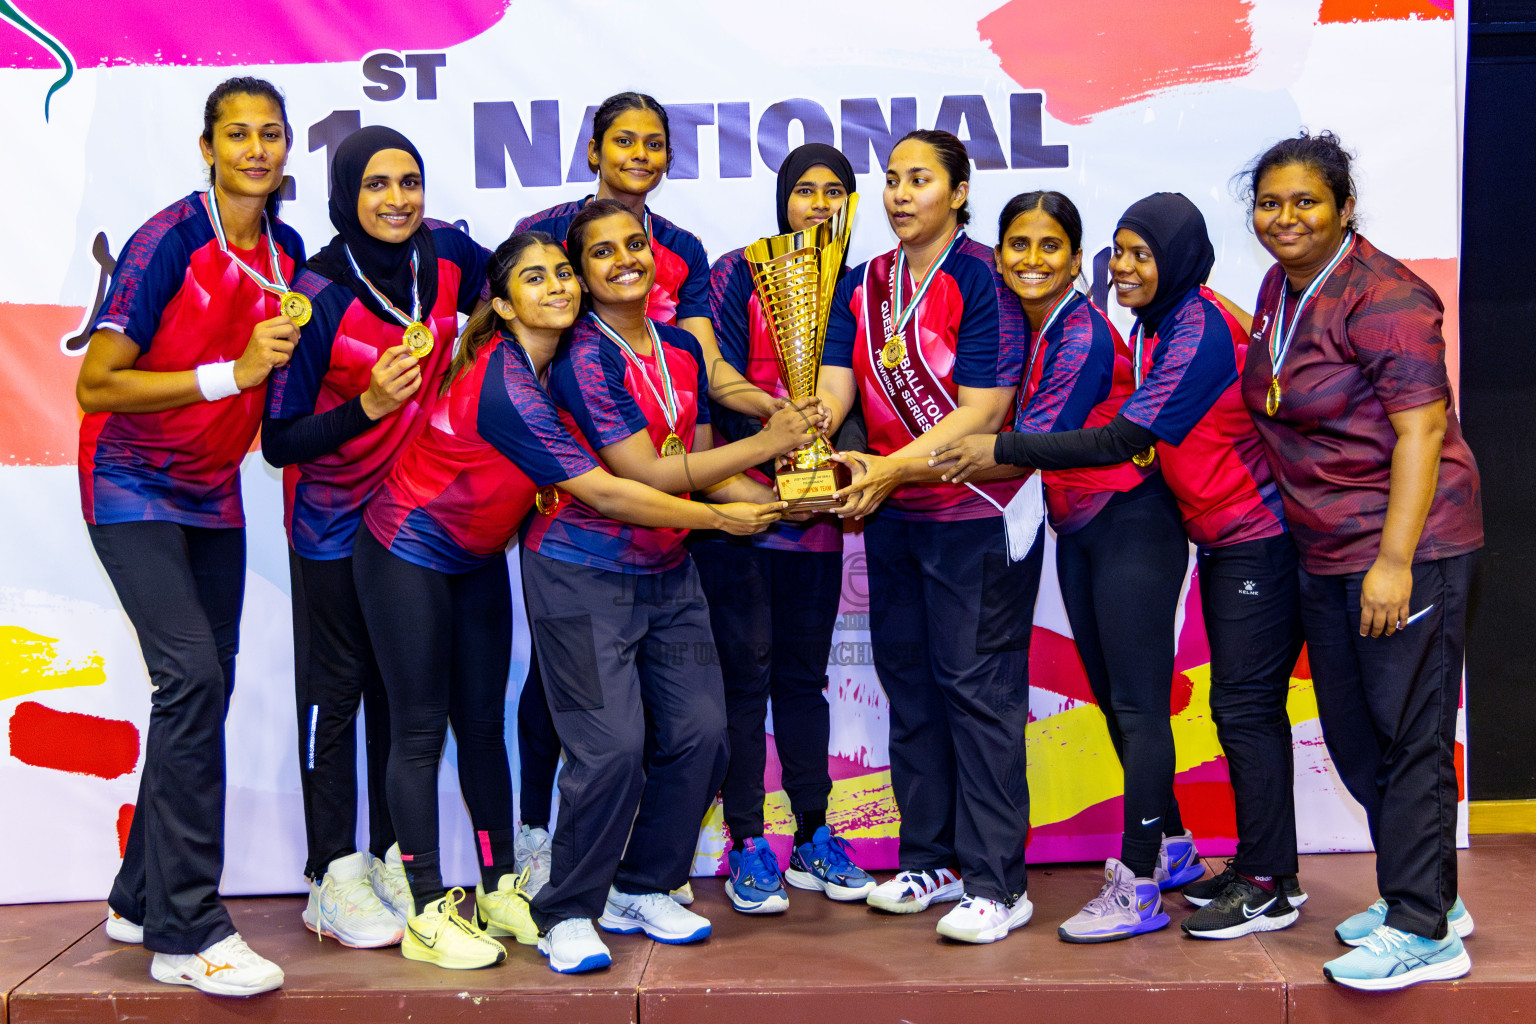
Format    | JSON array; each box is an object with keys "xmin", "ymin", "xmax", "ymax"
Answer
[
  {"xmin": 197, "ymin": 957, "xmax": 234, "ymax": 976},
  {"xmin": 1243, "ymin": 898, "xmax": 1277, "ymax": 919}
]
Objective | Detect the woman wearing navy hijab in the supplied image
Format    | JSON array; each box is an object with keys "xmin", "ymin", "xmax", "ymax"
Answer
[{"xmin": 694, "ymin": 143, "xmax": 874, "ymax": 915}]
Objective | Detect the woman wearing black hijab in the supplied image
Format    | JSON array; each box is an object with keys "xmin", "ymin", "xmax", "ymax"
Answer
[
  {"xmin": 263, "ymin": 127, "xmax": 527, "ymax": 968},
  {"xmin": 937, "ymin": 192, "xmax": 1306, "ymax": 943},
  {"xmin": 686, "ymin": 143, "xmax": 874, "ymax": 915}
]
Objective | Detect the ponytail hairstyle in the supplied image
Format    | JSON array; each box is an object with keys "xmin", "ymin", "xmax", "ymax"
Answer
[
  {"xmin": 894, "ymin": 128, "xmax": 972, "ymax": 226},
  {"xmin": 996, "ymin": 190, "xmax": 1086, "ymax": 287},
  {"xmin": 587, "ymin": 91, "xmax": 672, "ymax": 173},
  {"xmin": 442, "ymin": 231, "xmax": 562, "ymax": 396},
  {"xmin": 564, "ymin": 198, "xmax": 646, "ymax": 316},
  {"xmin": 201, "ymin": 76, "xmax": 292, "ymax": 221}
]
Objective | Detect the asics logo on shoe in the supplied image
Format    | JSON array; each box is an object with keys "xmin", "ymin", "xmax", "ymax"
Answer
[
  {"xmin": 197, "ymin": 956, "xmax": 235, "ymax": 977},
  {"xmin": 1242, "ymin": 898, "xmax": 1277, "ymax": 920}
]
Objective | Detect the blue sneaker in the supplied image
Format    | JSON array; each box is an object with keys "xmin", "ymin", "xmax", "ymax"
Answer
[
  {"xmin": 1337, "ymin": 896, "xmax": 1474, "ymax": 946},
  {"xmin": 1058, "ymin": 858, "xmax": 1170, "ymax": 943},
  {"xmin": 1324, "ymin": 925, "xmax": 1471, "ymax": 990},
  {"xmin": 726, "ymin": 836, "xmax": 789, "ymax": 914},
  {"xmin": 1155, "ymin": 830, "xmax": 1204, "ymax": 891},
  {"xmin": 785, "ymin": 826, "xmax": 876, "ymax": 901}
]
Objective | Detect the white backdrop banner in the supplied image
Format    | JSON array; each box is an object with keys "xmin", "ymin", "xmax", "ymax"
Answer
[{"xmin": 0, "ymin": 0, "xmax": 1466, "ymax": 903}]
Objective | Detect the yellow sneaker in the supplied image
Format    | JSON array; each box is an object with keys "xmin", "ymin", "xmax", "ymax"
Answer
[
  {"xmin": 401, "ymin": 889, "xmax": 507, "ymax": 970},
  {"xmin": 475, "ymin": 869, "xmax": 538, "ymax": 945}
]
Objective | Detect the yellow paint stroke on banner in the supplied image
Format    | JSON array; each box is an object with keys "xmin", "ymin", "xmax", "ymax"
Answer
[
  {"xmin": 0, "ymin": 625, "xmax": 106, "ymax": 701},
  {"xmin": 715, "ymin": 668, "xmax": 1323, "ymax": 848}
]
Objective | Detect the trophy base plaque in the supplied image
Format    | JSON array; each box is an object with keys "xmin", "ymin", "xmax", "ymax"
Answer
[{"xmin": 776, "ymin": 460, "xmax": 851, "ymax": 511}]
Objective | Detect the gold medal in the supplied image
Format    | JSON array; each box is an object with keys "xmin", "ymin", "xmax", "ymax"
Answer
[
  {"xmin": 660, "ymin": 432, "xmax": 686, "ymax": 457},
  {"xmin": 881, "ymin": 337, "xmax": 906, "ymax": 370},
  {"xmin": 535, "ymin": 485, "xmax": 561, "ymax": 516},
  {"xmin": 403, "ymin": 321, "xmax": 433, "ymax": 358},
  {"xmin": 279, "ymin": 290, "xmax": 312, "ymax": 327},
  {"xmin": 1265, "ymin": 376, "xmax": 1282, "ymax": 417},
  {"xmin": 1132, "ymin": 445, "xmax": 1156, "ymax": 468}
]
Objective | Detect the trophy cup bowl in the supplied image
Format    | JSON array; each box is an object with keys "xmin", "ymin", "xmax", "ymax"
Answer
[{"xmin": 744, "ymin": 196, "xmax": 858, "ymax": 510}]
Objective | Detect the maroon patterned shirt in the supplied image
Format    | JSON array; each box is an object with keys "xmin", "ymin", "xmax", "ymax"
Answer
[{"xmin": 1241, "ymin": 235, "xmax": 1482, "ymax": 574}]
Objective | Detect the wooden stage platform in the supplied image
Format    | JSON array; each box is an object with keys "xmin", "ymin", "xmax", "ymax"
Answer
[{"xmin": 4, "ymin": 834, "xmax": 1531, "ymax": 1023}]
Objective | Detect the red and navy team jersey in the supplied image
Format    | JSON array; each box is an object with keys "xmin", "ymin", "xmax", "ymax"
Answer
[
  {"xmin": 80, "ymin": 192, "xmax": 305, "ymax": 528},
  {"xmin": 522, "ymin": 318, "xmax": 710, "ymax": 574},
  {"xmin": 1012, "ymin": 290, "xmax": 1151, "ymax": 534},
  {"xmin": 1119, "ymin": 286, "xmax": 1286, "ymax": 549},
  {"xmin": 265, "ymin": 221, "xmax": 490, "ymax": 559},
  {"xmin": 515, "ymin": 198, "xmax": 710, "ymax": 325},
  {"xmin": 1242, "ymin": 235, "xmax": 1483, "ymax": 574},
  {"xmin": 824, "ymin": 236, "xmax": 1028, "ymax": 521},
  {"xmin": 708, "ymin": 246, "xmax": 841, "ymax": 554},
  {"xmin": 362, "ymin": 331, "xmax": 598, "ymax": 574}
]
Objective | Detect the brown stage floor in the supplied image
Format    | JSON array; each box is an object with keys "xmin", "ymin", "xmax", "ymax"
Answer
[{"xmin": 4, "ymin": 835, "xmax": 1531, "ymax": 1023}]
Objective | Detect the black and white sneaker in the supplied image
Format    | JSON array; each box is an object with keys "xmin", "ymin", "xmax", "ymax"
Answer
[
  {"xmin": 1183, "ymin": 860, "xmax": 1308, "ymax": 909},
  {"xmin": 1181, "ymin": 876, "xmax": 1298, "ymax": 940}
]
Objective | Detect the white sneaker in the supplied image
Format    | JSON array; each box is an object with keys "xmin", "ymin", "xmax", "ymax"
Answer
[
  {"xmin": 538, "ymin": 917, "xmax": 612, "ymax": 974},
  {"xmin": 514, "ymin": 825, "xmax": 553, "ymax": 897},
  {"xmin": 149, "ymin": 932, "xmax": 283, "ymax": 997},
  {"xmin": 599, "ymin": 887, "xmax": 712, "ymax": 943},
  {"xmin": 370, "ymin": 844, "xmax": 411, "ymax": 925},
  {"xmin": 669, "ymin": 881, "xmax": 694, "ymax": 905},
  {"xmin": 866, "ymin": 869, "xmax": 964, "ymax": 914},
  {"xmin": 303, "ymin": 851, "xmax": 404, "ymax": 948},
  {"xmin": 104, "ymin": 910, "xmax": 143, "ymax": 944},
  {"xmin": 936, "ymin": 892, "xmax": 1034, "ymax": 943}
]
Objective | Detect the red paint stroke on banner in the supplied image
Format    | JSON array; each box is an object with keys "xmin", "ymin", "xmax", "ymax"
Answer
[
  {"xmin": 1, "ymin": 2, "xmax": 510, "ymax": 69},
  {"xmin": 1028, "ymin": 625, "xmax": 1094, "ymax": 704},
  {"xmin": 979, "ymin": 0, "xmax": 1258, "ymax": 126},
  {"xmin": 8, "ymin": 701, "xmax": 140, "ymax": 779},
  {"xmin": 116, "ymin": 803, "xmax": 134, "ymax": 858},
  {"xmin": 1318, "ymin": 0, "xmax": 1451, "ymax": 23},
  {"xmin": 0, "ymin": 303, "xmax": 86, "ymax": 466}
]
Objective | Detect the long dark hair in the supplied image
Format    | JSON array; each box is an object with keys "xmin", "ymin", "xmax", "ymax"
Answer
[
  {"xmin": 892, "ymin": 128, "xmax": 971, "ymax": 227},
  {"xmin": 588, "ymin": 91, "xmax": 672, "ymax": 174},
  {"xmin": 201, "ymin": 76, "xmax": 291, "ymax": 221},
  {"xmin": 565, "ymin": 198, "xmax": 647, "ymax": 316},
  {"xmin": 442, "ymin": 231, "xmax": 562, "ymax": 395},
  {"xmin": 1238, "ymin": 129, "xmax": 1358, "ymax": 232}
]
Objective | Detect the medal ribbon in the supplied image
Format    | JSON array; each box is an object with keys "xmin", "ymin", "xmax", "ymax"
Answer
[
  {"xmin": 1131, "ymin": 322, "xmax": 1152, "ymax": 389},
  {"xmin": 203, "ymin": 189, "xmax": 289, "ymax": 295},
  {"xmin": 1269, "ymin": 231, "xmax": 1355, "ymax": 379},
  {"xmin": 345, "ymin": 245, "xmax": 423, "ymax": 330},
  {"xmin": 589, "ymin": 312, "xmax": 681, "ymax": 436},
  {"xmin": 889, "ymin": 227, "xmax": 963, "ymax": 342},
  {"xmin": 1023, "ymin": 289, "xmax": 1078, "ymax": 400}
]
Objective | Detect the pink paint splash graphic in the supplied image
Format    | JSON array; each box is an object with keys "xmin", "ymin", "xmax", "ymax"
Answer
[
  {"xmin": 1, "ymin": 1, "xmax": 510, "ymax": 70},
  {"xmin": 979, "ymin": 0, "xmax": 1259, "ymax": 126}
]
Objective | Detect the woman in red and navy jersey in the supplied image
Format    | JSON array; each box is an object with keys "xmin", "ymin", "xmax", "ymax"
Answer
[
  {"xmin": 519, "ymin": 200, "xmax": 814, "ymax": 970},
  {"xmin": 695, "ymin": 143, "xmax": 875, "ymax": 916},
  {"xmin": 512, "ymin": 95, "xmax": 798, "ymax": 864},
  {"xmin": 1240, "ymin": 132, "xmax": 1482, "ymax": 991},
  {"xmin": 939, "ymin": 192, "xmax": 1304, "ymax": 944},
  {"xmin": 261, "ymin": 126, "xmax": 491, "ymax": 948},
  {"xmin": 351, "ymin": 229, "xmax": 784, "ymax": 972},
  {"xmin": 73, "ymin": 77, "xmax": 301, "ymax": 996},
  {"xmin": 814, "ymin": 130, "xmax": 1042, "ymax": 945}
]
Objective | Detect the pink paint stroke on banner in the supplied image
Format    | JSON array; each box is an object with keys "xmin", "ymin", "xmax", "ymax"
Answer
[
  {"xmin": 1, "ymin": 1, "xmax": 511, "ymax": 68},
  {"xmin": 979, "ymin": 0, "xmax": 1258, "ymax": 126}
]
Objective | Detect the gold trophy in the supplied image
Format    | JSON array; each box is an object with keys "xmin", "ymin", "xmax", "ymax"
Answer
[{"xmin": 744, "ymin": 195, "xmax": 858, "ymax": 510}]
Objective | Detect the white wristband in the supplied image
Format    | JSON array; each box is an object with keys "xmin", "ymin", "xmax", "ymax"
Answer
[{"xmin": 195, "ymin": 361, "xmax": 241, "ymax": 402}]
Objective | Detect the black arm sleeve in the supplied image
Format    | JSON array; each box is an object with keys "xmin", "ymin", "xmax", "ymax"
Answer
[
  {"xmin": 992, "ymin": 413, "xmax": 1159, "ymax": 471},
  {"xmin": 261, "ymin": 396, "xmax": 379, "ymax": 468}
]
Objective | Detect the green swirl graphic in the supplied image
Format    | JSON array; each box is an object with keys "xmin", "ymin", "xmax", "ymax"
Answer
[{"xmin": 1, "ymin": 1, "xmax": 75, "ymax": 120}]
